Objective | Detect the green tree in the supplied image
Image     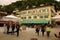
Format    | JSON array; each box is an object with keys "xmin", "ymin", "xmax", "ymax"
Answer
[
  {"xmin": 1, "ymin": 0, "xmax": 60, "ymax": 14},
  {"xmin": 0, "ymin": 5, "xmax": 2, "ymax": 9},
  {"xmin": 12, "ymin": 1, "xmax": 22, "ymax": 10},
  {"xmin": 55, "ymin": 2, "xmax": 60, "ymax": 10},
  {"xmin": 21, "ymin": 1, "xmax": 27, "ymax": 9},
  {"xmin": 0, "ymin": 5, "xmax": 2, "ymax": 11},
  {"xmin": 4, "ymin": 5, "xmax": 15, "ymax": 14}
]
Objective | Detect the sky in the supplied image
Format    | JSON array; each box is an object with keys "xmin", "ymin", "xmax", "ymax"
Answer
[
  {"xmin": 57, "ymin": 0, "xmax": 60, "ymax": 1},
  {"xmin": 0, "ymin": 0, "xmax": 19, "ymax": 5},
  {"xmin": 0, "ymin": 0, "xmax": 60, "ymax": 5}
]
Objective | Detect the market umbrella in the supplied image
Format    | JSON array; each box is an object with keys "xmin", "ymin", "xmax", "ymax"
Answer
[
  {"xmin": 52, "ymin": 15, "xmax": 60, "ymax": 19},
  {"xmin": 2, "ymin": 15, "xmax": 20, "ymax": 22}
]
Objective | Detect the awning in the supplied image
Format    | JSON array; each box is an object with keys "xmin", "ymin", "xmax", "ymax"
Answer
[
  {"xmin": 19, "ymin": 19, "xmax": 49, "ymax": 24},
  {"xmin": 2, "ymin": 15, "xmax": 20, "ymax": 22},
  {"xmin": 0, "ymin": 21, "xmax": 7, "ymax": 24},
  {"xmin": 52, "ymin": 15, "xmax": 60, "ymax": 19}
]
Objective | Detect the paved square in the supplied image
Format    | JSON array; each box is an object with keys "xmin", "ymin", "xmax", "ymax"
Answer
[{"xmin": 0, "ymin": 27, "xmax": 60, "ymax": 40}]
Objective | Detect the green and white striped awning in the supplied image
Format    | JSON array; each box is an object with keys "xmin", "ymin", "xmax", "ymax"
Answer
[{"xmin": 19, "ymin": 19, "xmax": 49, "ymax": 24}]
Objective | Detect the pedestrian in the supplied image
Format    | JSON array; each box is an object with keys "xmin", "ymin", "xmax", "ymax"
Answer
[
  {"xmin": 16, "ymin": 23, "xmax": 20, "ymax": 37},
  {"xmin": 46, "ymin": 25, "xmax": 51, "ymax": 37},
  {"xmin": 11, "ymin": 23, "xmax": 15, "ymax": 35},
  {"xmin": 7, "ymin": 20, "xmax": 14, "ymax": 34},
  {"xmin": 6, "ymin": 23, "xmax": 10, "ymax": 34},
  {"xmin": 41, "ymin": 24, "xmax": 45, "ymax": 36},
  {"xmin": 4, "ymin": 23, "xmax": 7, "ymax": 34},
  {"xmin": 36, "ymin": 27, "xmax": 40, "ymax": 35}
]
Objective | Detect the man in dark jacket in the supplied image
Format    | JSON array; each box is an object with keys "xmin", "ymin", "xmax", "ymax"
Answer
[
  {"xmin": 16, "ymin": 23, "xmax": 20, "ymax": 37},
  {"xmin": 6, "ymin": 24, "xmax": 10, "ymax": 34},
  {"xmin": 41, "ymin": 24, "xmax": 45, "ymax": 36},
  {"xmin": 35, "ymin": 25, "xmax": 40, "ymax": 36},
  {"xmin": 11, "ymin": 23, "xmax": 15, "ymax": 35}
]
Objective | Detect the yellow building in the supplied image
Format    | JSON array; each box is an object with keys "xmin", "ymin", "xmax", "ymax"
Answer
[
  {"xmin": 16, "ymin": 5, "xmax": 56, "ymax": 24},
  {"xmin": 56, "ymin": 10, "xmax": 60, "ymax": 16},
  {"xmin": 55, "ymin": 10, "xmax": 60, "ymax": 21}
]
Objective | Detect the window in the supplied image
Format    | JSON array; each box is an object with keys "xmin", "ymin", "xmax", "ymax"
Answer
[
  {"xmin": 44, "ymin": 15, "xmax": 48, "ymax": 18},
  {"xmin": 39, "ymin": 9, "xmax": 49, "ymax": 13},
  {"xmin": 21, "ymin": 17, "xmax": 23, "ymax": 19},
  {"xmin": 21, "ymin": 17, "xmax": 26, "ymax": 19},
  {"xmin": 22, "ymin": 11, "xmax": 26, "ymax": 14},
  {"xmin": 34, "ymin": 16, "xmax": 37, "ymax": 18},
  {"xmin": 32, "ymin": 10, "xmax": 35, "ymax": 13},
  {"xmin": 46, "ymin": 9, "xmax": 49, "ymax": 12},
  {"xmin": 28, "ymin": 10, "xmax": 35, "ymax": 14},
  {"xmin": 24, "ymin": 17, "xmax": 26, "ymax": 19},
  {"xmin": 42, "ymin": 9, "xmax": 46, "ymax": 12},
  {"xmin": 28, "ymin": 16, "xmax": 31, "ymax": 19},
  {"xmin": 40, "ymin": 16, "xmax": 43, "ymax": 18},
  {"xmin": 39, "ymin": 10, "xmax": 42, "ymax": 13},
  {"xmin": 17, "ymin": 12, "xmax": 22, "ymax": 14},
  {"xmin": 28, "ymin": 11, "xmax": 32, "ymax": 13},
  {"xmin": 20, "ymin": 11, "xmax": 27, "ymax": 14}
]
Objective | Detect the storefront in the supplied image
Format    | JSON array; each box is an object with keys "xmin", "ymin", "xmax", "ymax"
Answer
[
  {"xmin": 0, "ymin": 11, "xmax": 7, "ymax": 26},
  {"xmin": 0, "ymin": 21, "xmax": 7, "ymax": 26},
  {"xmin": 19, "ymin": 19, "xmax": 49, "ymax": 24},
  {"xmin": 19, "ymin": 19, "xmax": 49, "ymax": 27}
]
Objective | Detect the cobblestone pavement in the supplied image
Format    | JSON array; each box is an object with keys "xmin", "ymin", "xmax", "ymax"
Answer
[{"xmin": 0, "ymin": 27, "xmax": 60, "ymax": 40}]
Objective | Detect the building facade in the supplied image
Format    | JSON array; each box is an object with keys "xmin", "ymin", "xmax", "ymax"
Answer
[
  {"xmin": 55, "ymin": 10, "xmax": 60, "ymax": 21},
  {"xmin": 16, "ymin": 5, "xmax": 56, "ymax": 24},
  {"xmin": 56, "ymin": 10, "xmax": 60, "ymax": 15}
]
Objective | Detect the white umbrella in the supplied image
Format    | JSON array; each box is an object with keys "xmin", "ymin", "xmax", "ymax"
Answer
[
  {"xmin": 2, "ymin": 15, "xmax": 20, "ymax": 22},
  {"xmin": 52, "ymin": 15, "xmax": 60, "ymax": 19}
]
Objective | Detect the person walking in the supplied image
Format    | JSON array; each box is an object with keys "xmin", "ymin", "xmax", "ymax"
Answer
[
  {"xmin": 16, "ymin": 23, "xmax": 20, "ymax": 37},
  {"xmin": 41, "ymin": 24, "xmax": 45, "ymax": 36},
  {"xmin": 6, "ymin": 23, "xmax": 10, "ymax": 34},
  {"xmin": 46, "ymin": 25, "xmax": 51, "ymax": 37},
  {"xmin": 11, "ymin": 23, "xmax": 15, "ymax": 35},
  {"xmin": 7, "ymin": 20, "xmax": 14, "ymax": 34},
  {"xmin": 35, "ymin": 27, "xmax": 40, "ymax": 36},
  {"xmin": 4, "ymin": 23, "xmax": 7, "ymax": 34}
]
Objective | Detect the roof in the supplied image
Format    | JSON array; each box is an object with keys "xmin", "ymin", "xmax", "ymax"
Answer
[{"xmin": 19, "ymin": 5, "xmax": 54, "ymax": 11}]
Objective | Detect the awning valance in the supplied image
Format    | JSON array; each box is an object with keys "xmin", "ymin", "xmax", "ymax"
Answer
[{"xmin": 19, "ymin": 19, "xmax": 49, "ymax": 24}]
